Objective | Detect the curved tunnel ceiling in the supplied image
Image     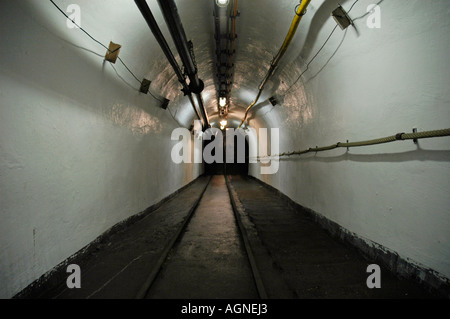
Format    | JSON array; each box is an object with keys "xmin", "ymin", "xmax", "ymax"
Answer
[{"xmin": 30, "ymin": 0, "xmax": 321, "ymax": 128}]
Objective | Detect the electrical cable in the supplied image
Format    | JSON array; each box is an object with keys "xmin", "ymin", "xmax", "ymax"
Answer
[
  {"xmin": 167, "ymin": 105, "xmax": 184, "ymax": 127},
  {"xmin": 238, "ymin": 0, "xmax": 312, "ymax": 128},
  {"xmin": 255, "ymin": 128, "xmax": 450, "ymax": 160},
  {"xmin": 283, "ymin": 25, "xmax": 338, "ymax": 95},
  {"xmin": 347, "ymin": 0, "xmax": 361, "ymax": 12},
  {"xmin": 283, "ymin": 0, "xmax": 364, "ymax": 95},
  {"xmin": 49, "ymin": 0, "xmax": 163, "ymax": 103},
  {"xmin": 147, "ymin": 90, "xmax": 164, "ymax": 103}
]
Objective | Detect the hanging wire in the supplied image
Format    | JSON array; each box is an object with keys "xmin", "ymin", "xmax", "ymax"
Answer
[
  {"xmin": 283, "ymin": 25, "xmax": 338, "ymax": 95},
  {"xmin": 49, "ymin": 0, "xmax": 163, "ymax": 103},
  {"xmin": 283, "ymin": 0, "xmax": 371, "ymax": 95},
  {"xmin": 238, "ymin": 0, "xmax": 312, "ymax": 128}
]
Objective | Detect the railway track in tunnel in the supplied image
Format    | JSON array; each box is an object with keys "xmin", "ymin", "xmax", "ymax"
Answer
[
  {"xmin": 27, "ymin": 175, "xmax": 442, "ymax": 299},
  {"xmin": 137, "ymin": 175, "xmax": 264, "ymax": 299},
  {"xmin": 138, "ymin": 174, "xmax": 443, "ymax": 299},
  {"xmin": 102, "ymin": 173, "xmax": 442, "ymax": 299},
  {"xmin": 35, "ymin": 174, "xmax": 267, "ymax": 299}
]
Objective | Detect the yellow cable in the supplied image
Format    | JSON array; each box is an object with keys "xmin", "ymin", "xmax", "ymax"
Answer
[{"xmin": 238, "ymin": 0, "xmax": 312, "ymax": 128}]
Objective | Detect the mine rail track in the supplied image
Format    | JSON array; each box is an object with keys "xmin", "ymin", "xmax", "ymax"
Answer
[{"xmin": 134, "ymin": 175, "xmax": 266, "ymax": 299}]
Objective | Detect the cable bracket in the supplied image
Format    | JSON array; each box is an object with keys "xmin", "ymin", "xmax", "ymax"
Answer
[{"xmin": 412, "ymin": 128, "xmax": 418, "ymax": 144}]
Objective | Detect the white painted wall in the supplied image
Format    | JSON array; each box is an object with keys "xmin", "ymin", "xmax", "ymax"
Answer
[
  {"xmin": 249, "ymin": 0, "xmax": 450, "ymax": 281},
  {"xmin": 0, "ymin": 1, "xmax": 202, "ymax": 298},
  {"xmin": 1, "ymin": 0, "xmax": 449, "ymax": 298}
]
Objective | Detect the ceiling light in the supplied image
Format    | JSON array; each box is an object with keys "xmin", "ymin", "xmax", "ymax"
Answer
[
  {"xmin": 219, "ymin": 97, "xmax": 227, "ymax": 107},
  {"xmin": 220, "ymin": 119, "xmax": 227, "ymax": 130},
  {"xmin": 216, "ymin": 0, "xmax": 229, "ymax": 7}
]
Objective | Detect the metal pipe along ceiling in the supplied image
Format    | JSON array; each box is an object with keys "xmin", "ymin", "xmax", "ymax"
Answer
[
  {"xmin": 214, "ymin": 0, "xmax": 238, "ymax": 119},
  {"xmin": 134, "ymin": 0, "xmax": 204, "ymax": 127},
  {"xmin": 157, "ymin": 0, "xmax": 210, "ymax": 128},
  {"xmin": 228, "ymin": 0, "xmax": 238, "ymax": 102}
]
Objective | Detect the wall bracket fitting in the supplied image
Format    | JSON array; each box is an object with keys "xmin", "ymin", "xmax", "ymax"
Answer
[
  {"xmin": 230, "ymin": 11, "xmax": 240, "ymax": 19},
  {"xmin": 269, "ymin": 96, "xmax": 278, "ymax": 106},
  {"xmin": 140, "ymin": 79, "xmax": 151, "ymax": 94},
  {"xmin": 161, "ymin": 98, "xmax": 170, "ymax": 110},
  {"xmin": 105, "ymin": 41, "xmax": 122, "ymax": 63},
  {"xmin": 412, "ymin": 128, "xmax": 418, "ymax": 144},
  {"xmin": 331, "ymin": 5, "xmax": 354, "ymax": 30}
]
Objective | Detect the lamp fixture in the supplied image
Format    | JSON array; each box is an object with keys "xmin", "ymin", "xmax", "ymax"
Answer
[
  {"xmin": 216, "ymin": 0, "xmax": 229, "ymax": 7},
  {"xmin": 220, "ymin": 119, "xmax": 228, "ymax": 130},
  {"xmin": 219, "ymin": 97, "xmax": 227, "ymax": 107}
]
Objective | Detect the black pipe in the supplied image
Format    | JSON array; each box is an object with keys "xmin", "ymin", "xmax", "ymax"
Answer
[
  {"xmin": 194, "ymin": 93, "xmax": 209, "ymax": 128},
  {"xmin": 157, "ymin": 0, "xmax": 209, "ymax": 127},
  {"xmin": 157, "ymin": 0, "xmax": 202, "ymax": 92},
  {"xmin": 134, "ymin": 0, "xmax": 204, "ymax": 125},
  {"xmin": 214, "ymin": 5, "xmax": 224, "ymax": 100}
]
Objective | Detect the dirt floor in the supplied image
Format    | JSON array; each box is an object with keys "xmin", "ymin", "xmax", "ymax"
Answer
[{"xmin": 24, "ymin": 174, "xmax": 444, "ymax": 299}]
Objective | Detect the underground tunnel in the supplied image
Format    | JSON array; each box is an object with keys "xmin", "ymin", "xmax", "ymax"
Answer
[{"xmin": 0, "ymin": 0, "xmax": 449, "ymax": 305}]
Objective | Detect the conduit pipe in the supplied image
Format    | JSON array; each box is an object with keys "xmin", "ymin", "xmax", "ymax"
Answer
[
  {"xmin": 256, "ymin": 128, "xmax": 450, "ymax": 159},
  {"xmin": 157, "ymin": 0, "xmax": 210, "ymax": 127},
  {"xmin": 215, "ymin": 0, "xmax": 238, "ymax": 105},
  {"xmin": 134, "ymin": 0, "xmax": 205, "ymax": 128},
  {"xmin": 213, "ymin": 2, "xmax": 226, "ymax": 98},
  {"xmin": 238, "ymin": 0, "xmax": 312, "ymax": 128},
  {"xmin": 214, "ymin": 0, "xmax": 237, "ymax": 117},
  {"xmin": 227, "ymin": 0, "xmax": 238, "ymax": 101}
]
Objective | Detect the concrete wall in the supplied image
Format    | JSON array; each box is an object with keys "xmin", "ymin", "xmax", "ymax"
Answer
[
  {"xmin": 249, "ymin": 0, "xmax": 450, "ymax": 283},
  {"xmin": 1, "ymin": 0, "xmax": 449, "ymax": 298},
  {"xmin": 0, "ymin": 1, "xmax": 202, "ymax": 298}
]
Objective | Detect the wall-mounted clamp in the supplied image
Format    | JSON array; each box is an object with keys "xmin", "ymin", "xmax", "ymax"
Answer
[
  {"xmin": 230, "ymin": 11, "xmax": 240, "ymax": 19},
  {"xmin": 104, "ymin": 41, "xmax": 122, "ymax": 63},
  {"xmin": 331, "ymin": 4, "xmax": 354, "ymax": 30},
  {"xmin": 140, "ymin": 79, "xmax": 151, "ymax": 94}
]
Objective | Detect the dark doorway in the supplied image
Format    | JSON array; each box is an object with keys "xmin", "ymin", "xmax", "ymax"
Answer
[{"xmin": 204, "ymin": 129, "xmax": 249, "ymax": 175}]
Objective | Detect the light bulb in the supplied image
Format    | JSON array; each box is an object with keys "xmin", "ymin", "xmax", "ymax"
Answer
[
  {"xmin": 216, "ymin": 0, "xmax": 229, "ymax": 7},
  {"xmin": 219, "ymin": 119, "xmax": 227, "ymax": 130},
  {"xmin": 219, "ymin": 97, "xmax": 227, "ymax": 107}
]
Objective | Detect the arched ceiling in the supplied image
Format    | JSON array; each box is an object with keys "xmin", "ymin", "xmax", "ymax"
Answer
[{"xmin": 27, "ymin": 0, "xmax": 321, "ymax": 128}]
